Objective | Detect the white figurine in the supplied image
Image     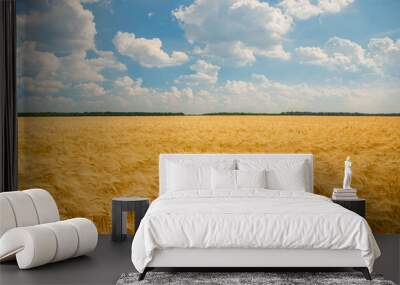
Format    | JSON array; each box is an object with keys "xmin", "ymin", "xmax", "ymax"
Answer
[{"xmin": 343, "ymin": 156, "xmax": 352, "ymax": 190}]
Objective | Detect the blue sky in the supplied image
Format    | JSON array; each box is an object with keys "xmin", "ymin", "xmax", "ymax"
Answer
[{"xmin": 17, "ymin": 0, "xmax": 400, "ymax": 113}]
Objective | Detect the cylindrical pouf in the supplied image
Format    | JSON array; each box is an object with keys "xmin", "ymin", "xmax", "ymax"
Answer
[
  {"xmin": 0, "ymin": 191, "xmax": 39, "ymax": 227},
  {"xmin": 24, "ymin": 189, "xmax": 60, "ymax": 224},
  {"xmin": 42, "ymin": 221, "xmax": 79, "ymax": 263},
  {"xmin": 64, "ymin": 218, "xmax": 98, "ymax": 257},
  {"xmin": 0, "ymin": 218, "xmax": 97, "ymax": 269},
  {"xmin": 0, "ymin": 196, "xmax": 17, "ymax": 237},
  {"xmin": 0, "ymin": 226, "xmax": 57, "ymax": 269}
]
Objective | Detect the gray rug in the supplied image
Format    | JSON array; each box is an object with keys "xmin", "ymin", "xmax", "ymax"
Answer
[{"xmin": 116, "ymin": 272, "xmax": 396, "ymax": 285}]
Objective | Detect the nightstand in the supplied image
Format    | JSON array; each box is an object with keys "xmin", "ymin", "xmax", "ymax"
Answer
[
  {"xmin": 332, "ymin": 198, "xmax": 366, "ymax": 218},
  {"xmin": 112, "ymin": 197, "xmax": 150, "ymax": 242}
]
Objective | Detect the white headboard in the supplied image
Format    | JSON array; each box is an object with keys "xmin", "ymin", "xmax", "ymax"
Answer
[{"xmin": 159, "ymin": 153, "xmax": 314, "ymax": 195}]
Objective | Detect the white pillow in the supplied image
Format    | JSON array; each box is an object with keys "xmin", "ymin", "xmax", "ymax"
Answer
[
  {"xmin": 211, "ymin": 168, "xmax": 236, "ymax": 190},
  {"xmin": 237, "ymin": 169, "xmax": 267, "ymax": 189},
  {"xmin": 167, "ymin": 162, "xmax": 211, "ymax": 192},
  {"xmin": 266, "ymin": 165, "xmax": 306, "ymax": 191},
  {"xmin": 166, "ymin": 158, "xmax": 236, "ymax": 170},
  {"xmin": 238, "ymin": 159, "xmax": 307, "ymax": 191}
]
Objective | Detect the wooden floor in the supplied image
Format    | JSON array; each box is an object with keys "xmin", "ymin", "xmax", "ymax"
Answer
[{"xmin": 0, "ymin": 235, "xmax": 399, "ymax": 285}]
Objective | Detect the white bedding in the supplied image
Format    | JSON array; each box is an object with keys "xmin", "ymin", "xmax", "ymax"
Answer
[{"xmin": 131, "ymin": 190, "xmax": 380, "ymax": 273}]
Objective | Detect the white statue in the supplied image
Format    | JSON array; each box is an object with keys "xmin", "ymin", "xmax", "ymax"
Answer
[{"xmin": 343, "ymin": 156, "xmax": 352, "ymax": 190}]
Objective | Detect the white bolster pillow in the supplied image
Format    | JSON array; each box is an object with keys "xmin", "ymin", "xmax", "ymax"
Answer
[
  {"xmin": 0, "ymin": 196, "xmax": 17, "ymax": 237},
  {"xmin": 64, "ymin": 218, "xmax": 98, "ymax": 257},
  {"xmin": 0, "ymin": 218, "xmax": 97, "ymax": 269},
  {"xmin": 0, "ymin": 226, "xmax": 57, "ymax": 269}
]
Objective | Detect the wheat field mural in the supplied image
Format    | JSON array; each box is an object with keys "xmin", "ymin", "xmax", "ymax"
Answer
[{"xmin": 18, "ymin": 116, "xmax": 400, "ymax": 234}]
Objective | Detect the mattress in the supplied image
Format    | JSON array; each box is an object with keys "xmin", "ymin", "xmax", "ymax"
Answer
[{"xmin": 131, "ymin": 190, "xmax": 380, "ymax": 273}]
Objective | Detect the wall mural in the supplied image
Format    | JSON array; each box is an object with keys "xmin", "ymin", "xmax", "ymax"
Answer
[{"xmin": 17, "ymin": 0, "xmax": 400, "ymax": 233}]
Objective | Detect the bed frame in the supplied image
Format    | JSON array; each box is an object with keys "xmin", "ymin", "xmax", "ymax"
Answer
[{"xmin": 139, "ymin": 154, "xmax": 371, "ymax": 280}]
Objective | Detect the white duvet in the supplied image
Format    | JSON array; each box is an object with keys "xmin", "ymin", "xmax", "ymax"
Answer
[{"xmin": 131, "ymin": 190, "xmax": 380, "ymax": 273}]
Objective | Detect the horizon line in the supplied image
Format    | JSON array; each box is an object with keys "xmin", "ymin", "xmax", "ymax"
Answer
[{"xmin": 18, "ymin": 111, "xmax": 400, "ymax": 117}]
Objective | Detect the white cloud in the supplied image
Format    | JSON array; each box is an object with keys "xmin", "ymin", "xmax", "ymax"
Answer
[
  {"xmin": 176, "ymin": 60, "xmax": 220, "ymax": 85},
  {"xmin": 368, "ymin": 37, "xmax": 399, "ymax": 53},
  {"xmin": 17, "ymin": 0, "xmax": 127, "ymax": 101},
  {"xmin": 89, "ymin": 50, "xmax": 127, "ymax": 71},
  {"xmin": 216, "ymin": 74, "xmax": 311, "ymax": 112},
  {"xmin": 75, "ymin": 82, "xmax": 106, "ymax": 97},
  {"xmin": 58, "ymin": 52, "xmax": 106, "ymax": 82},
  {"xmin": 18, "ymin": 42, "xmax": 125, "ymax": 84},
  {"xmin": 295, "ymin": 46, "xmax": 328, "ymax": 62},
  {"xmin": 113, "ymin": 32, "xmax": 189, "ymax": 68},
  {"xmin": 18, "ymin": 95, "xmax": 77, "ymax": 113},
  {"xmin": 80, "ymin": 0, "xmax": 100, "ymax": 3},
  {"xmin": 296, "ymin": 36, "xmax": 400, "ymax": 75},
  {"xmin": 112, "ymin": 76, "xmax": 145, "ymax": 96},
  {"xmin": 253, "ymin": 45, "xmax": 291, "ymax": 61},
  {"xmin": 279, "ymin": 0, "xmax": 353, "ymax": 20},
  {"xmin": 17, "ymin": 42, "xmax": 61, "ymax": 77},
  {"xmin": 367, "ymin": 37, "xmax": 400, "ymax": 75},
  {"xmin": 17, "ymin": 0, "xmax": 96, "ymax": 53},
  {"xmin": 211, "ymin": 74, "xmax": 399, "ymax": 113},
  {"xmin": 222, "ymin": 79, "xmax": 257, "ymax": 95},
  {"xmin": 110, "ymin": 76, "xmax": 194, "ymax": 100},
  {"xmin": 20, "ymin": 71, "xmax": 399, "ymax": 114},
  {"xmin": 55, "ymin": 50, "xmax": 126, "ymax": 83},
  {"xmin": 173, "ymin": 0, "xmax": 292, "ymax": 65},
  {"xmin": 16, "ymin": 0, "xmax": 399, "ymax": 114},
  {"xmin": 296, "ymin": 37, "xmax": 376, "ymax": 72},
  {"xmin": 167, "ymin": 87, "xmax": 194, "ymax": 99},
  {"xmin": 193, "ymin": 42, "xmax": 258, "ymax": 66},
  {"xmin": 19, "ymin": 77, "xmax": 65, "ymax": 94}
]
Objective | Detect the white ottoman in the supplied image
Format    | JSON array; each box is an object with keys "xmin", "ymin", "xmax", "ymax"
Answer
[{"xmin": 0, "ymin": 189, "xmax": 98, "ymax": 269}]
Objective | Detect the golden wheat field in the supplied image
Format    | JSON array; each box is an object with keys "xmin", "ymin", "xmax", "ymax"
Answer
[{"xmin": 18, "ymin": 116, "xmax": 400, "ymax": 234}]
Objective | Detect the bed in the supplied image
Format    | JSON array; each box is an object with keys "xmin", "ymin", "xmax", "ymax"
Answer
[{"xmin": 131, "ymin": 154, "xmax": 380, "ymax": 280}]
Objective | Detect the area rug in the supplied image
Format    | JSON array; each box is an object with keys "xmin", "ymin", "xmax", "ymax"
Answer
[{"xmin": 116, "ymin": 271, "xmax": 396, "ymax": 285}]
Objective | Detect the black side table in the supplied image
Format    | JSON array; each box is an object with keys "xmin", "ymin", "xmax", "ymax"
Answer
[
  {"xmin": 112, "ymin": 197, "xmax": 150, "ymax": 242},
  {"xmin": 332, "ymin": 198, "xmax": 366, "ymax": 218}
]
